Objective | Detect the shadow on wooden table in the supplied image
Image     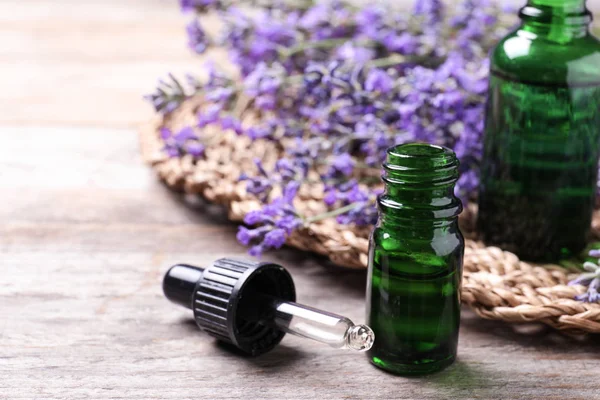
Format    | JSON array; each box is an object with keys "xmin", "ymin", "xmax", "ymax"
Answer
[
  {"xmin": 232, "ymin": 343, "xmax": 309, "ymax": 373},
  {"xmin": 417, "ymin": 360, "xmax": 502, "ymax": 399},
  {"xmin": 175, "ymin": 309, "xmax": 308, "ymax": 371}
]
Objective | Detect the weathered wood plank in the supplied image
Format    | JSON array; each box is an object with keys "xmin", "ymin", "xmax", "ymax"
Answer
[
  {"xmin": 1, "ymin": 128, "xmax": 600, "ymax": 400},
  {"xmin": 0, "ymin": 0, "xmax": 201, "ymax": 128}
]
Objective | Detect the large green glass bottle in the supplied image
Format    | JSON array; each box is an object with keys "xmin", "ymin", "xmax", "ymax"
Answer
[
  {"xmin": 478, "ymin": 0, "xmax": 600, "ymax": 261},
  {"xmin": 366, "ymin": 143, "xmax": 464, "ymax": 375}
]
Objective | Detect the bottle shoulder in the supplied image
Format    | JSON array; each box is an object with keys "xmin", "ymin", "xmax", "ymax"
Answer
[
  {"xmin": 491, "ymin": 28, "xmax": 600, "ymax": 84},
  {"xmin": 371, "ymin": 224, "xmax": 464, "ymax": 257}
]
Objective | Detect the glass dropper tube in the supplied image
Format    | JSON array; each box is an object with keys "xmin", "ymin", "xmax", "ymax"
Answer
[{"xmin": 267, "ymin": 298, "xmax": 375, "ymax": 351}]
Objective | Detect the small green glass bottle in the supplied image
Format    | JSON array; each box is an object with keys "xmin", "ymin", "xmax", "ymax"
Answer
[
  {"xmin": 478, "ymin": 0, "xmax": 600, "ymax": 261},
  {"xmin": 366, "ymin": 143, "xmax": 464, "ymax": 375}
]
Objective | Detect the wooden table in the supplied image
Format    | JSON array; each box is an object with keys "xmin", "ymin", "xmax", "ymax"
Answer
[{"xmin": 2, "ymin": 1, "xmax": 600, "ymax": 399}]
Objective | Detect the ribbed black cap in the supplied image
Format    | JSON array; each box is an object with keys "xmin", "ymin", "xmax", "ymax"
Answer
[{"xmin": 163, "ymin": 258, "xmax": 296, "ymax": 356}]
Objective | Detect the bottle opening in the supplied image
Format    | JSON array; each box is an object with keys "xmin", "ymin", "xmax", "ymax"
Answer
[
  {"xmin": 386, "ymin": 143, "xmax": 459, "ymax": 172},
  {"xmin": 389, "ymin": 143, "xmax": 448, "ymax": 157},
  {"xmin": 529, "ymin": 0, "xmax": 585, "ymax": 8}
]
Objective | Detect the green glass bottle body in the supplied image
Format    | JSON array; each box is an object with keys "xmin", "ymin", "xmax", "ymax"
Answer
[
  {"xmin": 478, "ymin": 0, "xmax": 600, "ymax": 261},
  {"xmin": 366, "ymin": 143, "xmax": 464, "ymax": 375}
]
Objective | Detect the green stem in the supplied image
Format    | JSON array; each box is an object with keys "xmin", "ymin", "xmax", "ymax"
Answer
[
  {"xmin": 247, "ymin": 0, "xmax": 315, "ymax": 11},
  {"xmin": 366, "ymin": 54, "xmax": 409, "ymax": 68},
  {"xmin": 303, "ymin": 202, "xmax": 364, "ymax": 225},
  {"xmin": 559, "ymin": 259, "xmax": 586, "ymax": 272},
  {"xmin": 280, "ymin": 38, "xmax": 378, "ymax": 59},
  {"xmin": 301, "ymin": 176, "xmax": 381, "ymax": 185}
]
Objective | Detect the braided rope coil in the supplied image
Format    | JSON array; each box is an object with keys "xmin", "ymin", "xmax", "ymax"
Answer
[{"xmin": 140, "ymin": 97, "xmax": 600, "ymax": 334}]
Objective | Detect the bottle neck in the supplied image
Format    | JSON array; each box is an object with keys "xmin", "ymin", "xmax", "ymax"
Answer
[
  {"xmin": 378, "ymin": 143, "xmax": 462, "ymax": 230},
  {"xmin": 378, "ymin": 187, "xmax": 461, "ymax": 230},
  {"xmin": 520, "ymin": 0, "xmax": 592, "ymax": 41}
]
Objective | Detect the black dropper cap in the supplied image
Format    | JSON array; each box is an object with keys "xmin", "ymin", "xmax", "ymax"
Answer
[{"xmin": 163, "ymin": 258, "xmax": 296, "ymax": 356}]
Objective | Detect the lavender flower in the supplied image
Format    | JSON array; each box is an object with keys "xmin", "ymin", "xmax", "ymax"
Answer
[
  {"xmin": 160, "ymin": 126, "xmax": 205, "ymax": 158},
  {"xmin": 326, "ymin": 181, "xmax": 378, "ymax": 226},
  {"xmin": 197, "ymin": 104, "xmax": 222, "ymax": 128},
  {"xmin": 180, "ymin": 0, "xmax": 219, "ymax": 13},
  {"xmin": 246, "ymin": 121, "xmax": 278, "ymax": 140},
  {"xmin": 299, "ymin": 2, "xmax": 354, "ymax": 40},
  {"xmin": 382, "ymin": 32, "xmax": 418, "ymax": 55},
  {"xmin": 236, "ymin": 181, "xmax": 303, "ymax": 256},
  {"xmin": 414, "ymin": 0, "xmax": 445, "ymax": 24},
  {"xmin": 242, "ymin": 160, "xmax": 274, "ymax": 201},
  {"xmin": 569, "ymin": 251, "xmax": 600, "ymax": 303},
  {"xmin": 244, "ymin": 63, "xmax": 284, "ymax": 110},
  {"xmin": 328, "ymin": 153, "xmax": 355, "ymax": 177},
  {"xmin": 354, "ymin": 7, "xmax": 385, "ymax": 40},
  {"xmin": 148, "ymin": 0, "xmax": 520, "ymax": 256},
  {"xmin": 186, "ymin": 19, "xmax": 210, "ymax": 54},
  {"xmin": 337, "ymin": 201, "xmax": 378, "ymax": 226},
  {"xmin": 365, "ymin": 68, "xmax": 393, "ymax": 94},
  {"xmin": 144, "ymin": 74, "xmax": 188, "ymax": 114},
  {"xmin": 336, "ymin": 43, "xmax": 375, "ymax": 63},
  {"xmin": 200, "ymin": 62, "xmax": 236, "ymax": 105},
  {"xmin": 220, "ymin": 115, "xmax": 243, "ymax": 134}
]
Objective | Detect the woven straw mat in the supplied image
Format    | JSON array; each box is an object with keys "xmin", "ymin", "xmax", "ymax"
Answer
[{"xmin": 140, "ymin": 96, "xmax": 600, "ymax": 334}]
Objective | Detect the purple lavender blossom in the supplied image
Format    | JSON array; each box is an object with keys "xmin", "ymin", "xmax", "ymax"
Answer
[
  {"xmin": 204, "ymin": 62, "xmax": 233, "ymax": 89},
  {"xmin": 243, "ymin": 63, "xmax": 284, "ymax": 110},
  {"xmin": 414, "ymin": 0, "xmax": 445, "ymax": 24},
  {"xmin": 160, "ymin": 128, "xmax": 180, "ymax": 157},
  {"xmin": 186, "ymin": 142, "xmax": 205, "ymax": 157},
  {"xmin": 160, "ymin": 126, "xmax": 204, "ymax": 158},
  {"xmin": 144, "ymin": 73, "xmax": 187, "ymax": 114},
  {"xmin": 254, "ymin": 14, "xmax": 297, "ymax": 46},
  {"xmin": 337, "ymin": 201, "xmax": 378, "ymax": 226},
  {"xmin": 220, "ymin": 8, "xmax": 299, "ymax": 76},
  {"xmin": 275, "ymin": 159, "xmax": 299, "ymax": 181},
  {"xmin": 237, "ymin": 226, "xmax": 269, "ymax": 246},
  {"xmin": 354, "ymin": 7, "xmax": 385, "ymax": 41},
  {"xmin": 328, "ymin": 181, "xmax": 378, "ymax": 226},
  {"xmin": 186, "ymin": 19, "xmax": 209, "ymax": 54},
  {"xmin": 455, "ymin": 168, "xmax": 478, "ymax": 202},
  {"xmin": 365, "ymin": 69, "xmax": 393, "ymax": 94},
  {"xmin": 299, "ymin": 2, "xmax": 354, "ymax": 40},
  {"xmin": 236, "ymin": 181, "xmax": 302, "ymax": 256},
  {"xmin": 263, "ymin": 229, "xmax": 287, "ymax": 249},
  {"xmin": 569, "ymin": 251, "xmax": 600, "ymax": 303},
  {"xmin": 220, "ymin": 115, "xmax": 243, "ymax": 135},
  {"xmin": 382, "ymin": 32, "xmax": 418, "ymax": 55},
  {"xmin": 200, "ymin": 62, "xmax": 237, "ymax": 105},
  {"xmin": 590, "ymin": 250, "xmax": 600, "ymax": 258},
  {"xmin": 197, "ymin": 104, "xmax": 222, "ymax": 128},
  {"xmin": 151, "ymin": 0, "xmax": 522, "ymax": 256},
  {"xmin": 246, "ymin": 123, "xmax": 276, "ymax": 140},
  {"xmin": 242, "ymin": 160, "xmax": 274, "ymax": 201},
  {"xmin": 336, "ymin": 43, "xmax": 375, "ymax": 63},
  {"xmin": 174, "ymin": 126, "xmax": 196, "ymax": 142},
  {"xmin": 205, "ymin": 87, "xmax": 234, "ymax": 103},
  {"xmin": 180, "ymin": 0, "xmax": 219, "ymax": 12},
  {"xmin": 328, "ymin": 153, "xmax": 355, "ymax": 177}
]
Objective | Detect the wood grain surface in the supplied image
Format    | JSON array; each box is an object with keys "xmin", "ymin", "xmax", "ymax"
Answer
[{"xmin": 1, "ymin": 1, "xmax": 600, "ymax": 399}]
